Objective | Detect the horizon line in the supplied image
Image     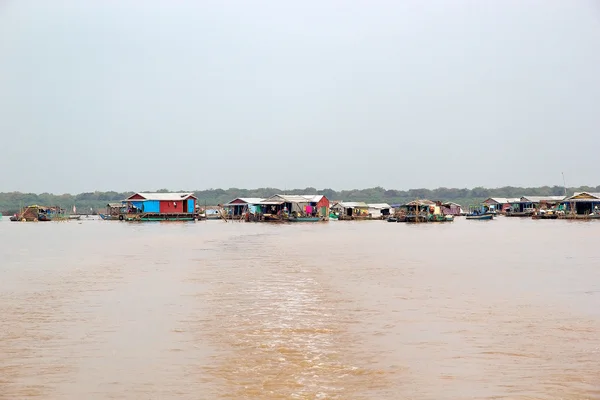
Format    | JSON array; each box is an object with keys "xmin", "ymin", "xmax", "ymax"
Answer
[{"xmin": 1, "ymin": 183, "xmax": 599, "ymax": 196}]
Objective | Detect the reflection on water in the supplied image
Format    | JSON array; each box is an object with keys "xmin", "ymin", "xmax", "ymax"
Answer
[{"xmin": 0, "ymin": 218, "xmax": 599, "ymax": 399}]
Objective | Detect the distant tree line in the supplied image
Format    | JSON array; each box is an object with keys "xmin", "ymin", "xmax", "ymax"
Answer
[{"xmin": 1, "ymin": 185, "xmax": 598, "ymax": 214}]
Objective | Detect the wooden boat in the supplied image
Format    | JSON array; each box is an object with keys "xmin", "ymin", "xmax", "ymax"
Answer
[
  {"xmin": 288, "ymin": 216, "xmax": 322, "ymax": 222},
  {"xmin": 533, "ymin": 214, "xmax": 558, "ymax": 220},
  {"xmin": 428, "ymin": 214, "xmax": 454, "ymax": 222},
  {"xmin": 466, "ymin": 213, "xmax": 493, "ymax": 220},
  {"xmin": 505, "ymin": 210, "xmax": 534, "ymax": 217},
  {"xmin": 532, "ymin": 210, "xmax": 559, "ymax": 220},
  {"xmin": 466, "ymin": 204, "xmax": 494, "ymax": 220},
  {"xmin": 260, "ymin": 214, "xmax": 286, "ymax": 222},
  {"xmin": 559, "ymin": 213, "xmax": 600, "ymax": 220},
  {"xmin": 205, "ymin": 211, "xmax": 221, "ymax": 220},
  {"xmin": 405, "ymin": 214, "xmax": 428, "ymax": 223}
]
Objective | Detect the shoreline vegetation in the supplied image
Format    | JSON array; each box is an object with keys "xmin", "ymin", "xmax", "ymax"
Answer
[{"xmin": 1, "ymin": 185, "xmax": 599, "ymax": 214}]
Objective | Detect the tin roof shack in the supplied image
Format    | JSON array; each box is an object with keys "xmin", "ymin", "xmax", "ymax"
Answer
[
  {"xmin": 367, "ymin": 203, "xmax": 392, "ymax": 219},
  {"xmin": 304, "ymin": 195, "xmax": 330, "ymax": 219},
  {"xmin": 505, "ymin": 198, "xmax": 535, "ymax": 217},
  {"xmin": 561, "ymin": 192, "xmax": 600, "ymax": 218},
  {"xmin": 521, "ymin": 196, "xmax": 565, "ymax": 212},
  {"xmin": 99, "ymin": 203, "xmax": 127, "ymax": 220},
  {"xmin": 439, "ymin": 201, "xmax": 463, "ymax": 216},
  {"xmin": 223, "ymin": 198, "xmax": 265, "ymax": 219},
  {"xmin": 123, "ymin": 192, "xmax": 197, "ymax": 221},
  {"xmin": 336, "ymin": 201, "xmax": 370, "ymax": 220},
  {"xmin": 11, "ymin": 205, "xmax": 66, "ymax": 222},
  {"xmin": 259, "ymin": 194, "xmax": 330, "ymax": 220},
  {"xmin": 506, "ymin": 195, "xmax": 565, "ymax": 217},
  {"xmin": 401, "ymin": 199, "xmax": 436, "ymax": 222},
  {"xmin": 483, "ymin": 197, "xmax": 520, "ymax": 213}
]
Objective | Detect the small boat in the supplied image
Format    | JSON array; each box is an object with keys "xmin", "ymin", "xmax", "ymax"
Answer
[
  {"xmin": 532, "ymin": 210, "xmax": 559, "ymax": 220},
  {"xmin": 204, "ymin": 209, "xmax": 221, "ymax": 220},
  {"xmin": 428, "ymin": 214, "xmax": 454, "ymax": 222},
  {"xmin": 505, "ymin": 210, "xmax": 534, "ymax": 217},
  {"xmin": 99, "ymin": 213, "xmax": 122, "ymax": 220},
  {"xmin": 466, "ymin": 213, "xmax": 493, "ymax": 220},
  {"xmin": 387, "ymin": 217, "xmax": 398, "ymax": 222},
  {"xmin": 288, "ymin": 216, "xmax": 322, "ymax": 222},
  {"xmin": 559, "ymin": 213, "xmax": 600, "ymax": 220},
  {"xmin": 466, "ymin": 204, "xmax": 494, "ymax": 220},
  {"xmin": 69, "ymin": 215, "xmax": 82, "ymax": 220}
]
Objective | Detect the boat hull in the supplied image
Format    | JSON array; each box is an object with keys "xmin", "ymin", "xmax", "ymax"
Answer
[
  {"xmin": 288, "ymin": 217, "xmax": 323, "ymax": 222},
  {"xmin": 124, "ymin": 213, "xmax": 197, "ymax": 222},
  {"xmin": 532, "ymin": 214, "xmax": 558, "ymax": 220},
  {"xmin": 505, "ymin": 212, "xmax": 534, "ymax": 217},
  {"xmin": 466, "ymin": 214, "xmax": 493, "ymax": 220},
  {"xmin": 559, "ymin": 214, "xmax": 600, "ymax": 220}
]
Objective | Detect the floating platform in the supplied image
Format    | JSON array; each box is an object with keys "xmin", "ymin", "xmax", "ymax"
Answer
[{"xmin": 123, "ymin": 213, "xmax": 197, "ymax": 222}]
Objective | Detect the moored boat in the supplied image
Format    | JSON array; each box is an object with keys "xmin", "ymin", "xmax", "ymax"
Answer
[
  {"xmin": 505, "ymin": 210, "xmax": 534, "ymax": 217},
  {"xmin": 466, "ymin": 213, "xmax": 493, "ymax": 220},
  {"xmin": 288, "ymin": 216, "xmax": 322, "ymax": 222},
  {"xmin": 466, "ymin": 204, "xmax": 494, "ymax": 220},
  {"xmin": 532, "ymin": 209, "xmax": 559, "ymax": 219}
]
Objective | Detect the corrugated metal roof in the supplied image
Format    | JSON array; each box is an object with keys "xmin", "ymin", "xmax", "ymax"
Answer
[
  {"xmin": 367, "ymin": 203, "xmax": 391, "ymax": 209},
  {"xmin": 567, "ymin": 192, "xmax": 600, "ymax": 200},
  {"xmin": 126, "ymin": 192, "xmax": 196, "ymax": 201},
  {"xmin": 440, "ymin": 201, "xmax": 463, "ymax": 207},
  {"xmin": 259, "ymin": 200, "xmax": 285, "ymax": 205},
  {"xmin": 485, "ymin": 197, "xmax": 520, "ymax": 204},
  {"xmin": 338, "ymin": 201, "xmax": 369, "ymax": 208},
  {"xmin": 303, "ymin": 195, "xmax": 324, "ymax": 203},
  {"xmin": 403, "ymin": 199, "xmax": 435, "ymax": 206},
  {"xmin": 224, "ymin": 198, "xmax": 264, "ymax": 206},
  {"xmin": 485, "ymin": 197, "xmax": 508, "ymax": 204},
  {"xmin": 266, "ymin": 194, "xmax": 325, "ymax": 203},
  {"xmin": 520, "ymin": 195, "xmax": 565, "ymax": 203}
]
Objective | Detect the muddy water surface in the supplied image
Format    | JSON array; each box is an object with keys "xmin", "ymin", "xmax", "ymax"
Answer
[{"xmin": 1, "ymin": 217, "xmax": 599, "ymax": 399}]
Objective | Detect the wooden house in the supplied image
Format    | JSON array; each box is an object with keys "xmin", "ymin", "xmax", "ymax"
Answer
[
  {"xmin": 122, "ymin": 192, "xmax": 197, "ymax": 221},
  {"xmin": 367, "ymin": 203, "xmax": 392, "ymax": 219},
  {"xmin": 483, "ymin": 197, "xmax": 520, "ymax": 213},
  {"xmin": 561, "ymin": 192, "xmax": 600, "ymax": 217},
  {"xmin": 336, "ymin": 202, "xmax": 370, "ymax": 220},
  {"xmin": 223, "ymin": 198, "xmax": 265, "ymax": 219}
]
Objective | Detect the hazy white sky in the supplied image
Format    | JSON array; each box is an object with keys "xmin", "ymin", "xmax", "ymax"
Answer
[{"xmin": 1, "ymin": 1, "xmax": 599, "ymax": 193}]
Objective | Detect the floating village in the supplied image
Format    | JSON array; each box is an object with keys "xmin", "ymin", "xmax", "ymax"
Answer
[{"xmin": 5, "ymin": 191, "xmax": 600, "ymax": 223}]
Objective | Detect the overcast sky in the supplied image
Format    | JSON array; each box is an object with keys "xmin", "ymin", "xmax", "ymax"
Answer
[{"xmin": 1, "ymin": 1, "xmax": 599, "ymax": 193}]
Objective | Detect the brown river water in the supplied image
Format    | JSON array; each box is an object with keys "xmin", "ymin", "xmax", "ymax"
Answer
[{"xmin": 1, "ymin": 217, "xmax": 599, "ymax": 399}]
